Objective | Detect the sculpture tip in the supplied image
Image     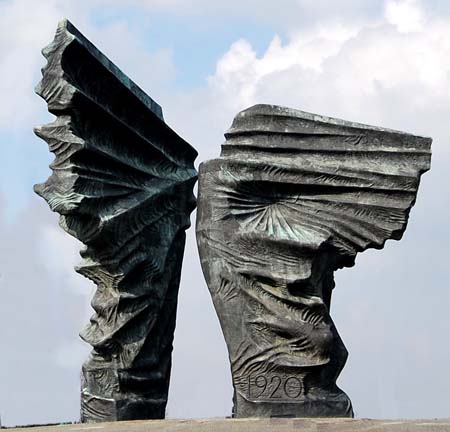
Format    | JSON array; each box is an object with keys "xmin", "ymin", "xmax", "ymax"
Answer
[
  {"xmin": 57, "ymin": 18, "xmax": 71, "ymax": 30},
  {"xmin": 33, "ymin": 125, "xmax": 44, "ymax": 139},
  {"xmin": 33, "ymin": 183, "xmax": 44, "ymax": 197}
]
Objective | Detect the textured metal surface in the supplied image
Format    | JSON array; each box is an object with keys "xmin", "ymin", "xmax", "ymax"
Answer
[
  {"xmin": 34, "ymin": 19, "xmax": 197, "ymax": 422},
  {"xmin": 6, "ymin": 418, "xmax": 450, "ymax": 432},
  {"xmin": 196, "ymin": 104, "xmax": 431, "ymax": 418}
]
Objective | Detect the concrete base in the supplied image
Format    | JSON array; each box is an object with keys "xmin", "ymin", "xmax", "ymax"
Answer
[{"xmin": 7, "ymin": 418, "xmax": 450, "ymax": 431}]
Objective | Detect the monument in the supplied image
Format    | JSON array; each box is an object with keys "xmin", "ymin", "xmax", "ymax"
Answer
[
  {"xmin": 34, "ymin": 17, "xmax": 433, "ymax": 423},
  {"xmin": 34, "ymin": 20, "xmax": 197, "ymax": 422},
  {"xmin": 196, "ymin": 104, "xmax": 431, "ymax": 418}
]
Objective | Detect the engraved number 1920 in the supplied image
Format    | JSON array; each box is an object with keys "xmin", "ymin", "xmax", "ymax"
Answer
[{"xmin": 248, "ymin": 375, "xmax": 302, "ymax": 399}]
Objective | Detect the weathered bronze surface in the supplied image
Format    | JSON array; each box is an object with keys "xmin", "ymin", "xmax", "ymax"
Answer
[
  {"xmin": 196, "ymin": 104, "xmax": 431, "ymax": 418},
  {"xmin": 35, "ymin": 19, "xmax": 197, "ymax": 422}
]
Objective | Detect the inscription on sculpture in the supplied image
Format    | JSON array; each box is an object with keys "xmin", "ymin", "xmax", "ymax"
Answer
[
  {"xmin": 197, "ymin": 104, "xmax": 432, "ymax": 418},
  {"xmin": 248, "ymin": 375, "xmax": 303, "ymax": 401}
]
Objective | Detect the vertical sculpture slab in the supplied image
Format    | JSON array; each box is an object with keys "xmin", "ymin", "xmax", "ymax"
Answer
[
  {"xmin": 196, "ymin": 104, "xmax": 431, "ymax": 418},
  {"xmin": 34, "ymin": 20, "xmax": 197, "ymax": 422}
]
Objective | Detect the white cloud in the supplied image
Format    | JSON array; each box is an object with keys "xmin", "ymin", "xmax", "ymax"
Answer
[
  {"xmin": 205, "ymin": 0, "xmax": 450, "ymax": 133},
  {"xmin": 0, "ymin": 0, "xmax": 63, "ymax": 129},
  {"xmin": 207, "ymin": 22, "xmax": 366, "ymax": 115},
  {"xmin": 38, "ymin": 226, "xmax": 82, "ymax": 288},
  {"xmin": 385, "ymin": 0, "xmax": 425, "ymax": 33}
]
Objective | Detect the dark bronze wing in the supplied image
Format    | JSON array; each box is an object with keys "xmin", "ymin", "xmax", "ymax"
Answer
[{"xmin": 35, "ymin": 19, "xmax": 197, "ymax": 422}]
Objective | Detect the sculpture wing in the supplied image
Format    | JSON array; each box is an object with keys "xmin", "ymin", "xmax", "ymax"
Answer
[
  {"xmin": 34, "ymin": 19, "xmax": 197, "ymax": 420},
  {"xmin": 196, "ymin": 104, "xmax": 431, "ymax": 417},
  {"xmin": 216, "ymin": 104, "xmax": 431, "ymax": 267}
]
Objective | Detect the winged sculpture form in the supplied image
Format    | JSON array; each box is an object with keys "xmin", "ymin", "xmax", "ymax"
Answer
[
  {"xmin": 35, "ymin": 18, "xmax": 432, "ymax": 422},
  {"xmin": 196, "ymin": 104, "xmax": 431, "ymax": 418},
  {"xmin": 35, "ymin": 19, "xmax": 197, "ymax": 422}
]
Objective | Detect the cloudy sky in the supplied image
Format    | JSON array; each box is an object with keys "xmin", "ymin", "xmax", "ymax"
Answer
[{"xmin": 0, "ymin": 0, "xmax": 449, "ymax": 426}]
